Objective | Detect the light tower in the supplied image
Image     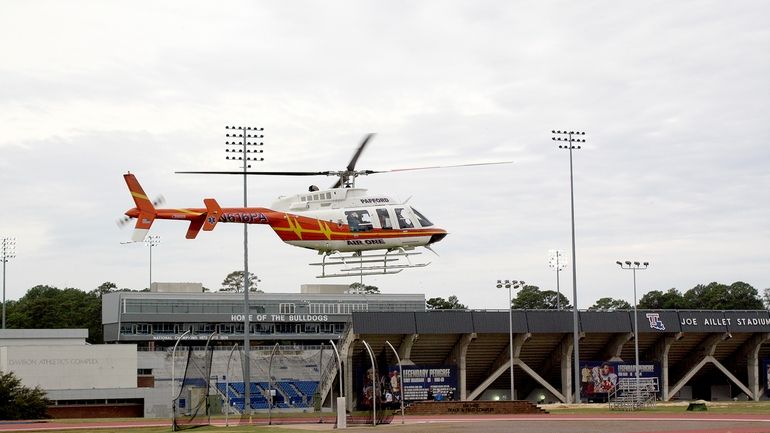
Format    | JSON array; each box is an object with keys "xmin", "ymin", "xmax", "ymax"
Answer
[
  {"xmin": 617, "ymin": 260, "xmax": 649, "ymax": 407},
  {"xmin": 144, "ymin": 235, "xmax": 160, "ymax": 290},
  {"xmin": 552, "ymin": 129, "xmax": 586, "ymax": 403},
  {"xmin": 548, "ymin": 249, "xmax": 567, "ymax": 310},
  {"xmin": 1, "ymin": 236, "xmax": 16, "ymax": 329},
  {"xmin": 224, "ymin": 125, "xmax": 264, "ymax": 415},
  {"xmin": 496, "ymin": 279, "xmax": 525, "ymax": 400}
]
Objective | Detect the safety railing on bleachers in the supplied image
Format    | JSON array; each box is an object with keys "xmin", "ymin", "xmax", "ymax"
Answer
[{"xmin": 608, "ymin": 377, "xmax": 658, "ymax": 410}]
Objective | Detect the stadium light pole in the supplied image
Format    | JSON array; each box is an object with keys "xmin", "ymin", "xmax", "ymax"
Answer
[
  {"xmin": 496, "ymin": 279, "xmax": 524, "ymax": 400},
  {"xmin": 617, "ymin": 260, "xmax": 649, "ymax": 406},
  {"xmin": 144, "ymin": 235, "xmax": 160, "ymax": 291},
  {"xmin": 225, "ymin": 125, "xmax": 264, "ymax": 415},
  {"xmin": 1, "ymin": 237, "xmax": 16, "ymax": 329},
  {"xmin": 548, "ymin": 250, "xmax": 567, "ymax": 310},
  {"xmin": 552, "ymin": 129, "xmax": 586, "ymax": 403}
]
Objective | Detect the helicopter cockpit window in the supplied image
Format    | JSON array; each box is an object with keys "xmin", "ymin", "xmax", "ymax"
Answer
[
  {"xmin": 410, "ymin": 207, "xmax": 433, "ymax": 227},
  {"xmin": 345, "ymin": 210, "xmax": 373, "ymax": 232},
  {"xmin": 395, "ymin": 208, "xmax": 414, "ymax": 229},
  {"xmin": 376, "ymin": 208, "xmax": 392, "ymax": 230}
]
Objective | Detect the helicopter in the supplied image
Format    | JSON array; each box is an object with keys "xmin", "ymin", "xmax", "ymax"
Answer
[{"xmin": 120, "ymin": 133, "xmax": 511, "ymax": 277}]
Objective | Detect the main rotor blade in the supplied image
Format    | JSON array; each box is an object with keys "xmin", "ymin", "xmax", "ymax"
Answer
[
  {"xmin": 347, "ymin": 133, "xmax": 375, "ymax": 171},
  {"xmin": 176, "ymin": 170, "xmax": 333, "ymax": 176},
  {"xmin": 368, "ymin": 160, "xmax": 513, "ymax": 174}
]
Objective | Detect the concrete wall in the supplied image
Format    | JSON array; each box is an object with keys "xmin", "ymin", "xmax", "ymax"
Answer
[
  {"xmin": 0, "ymin": 329, "xmax": 87, "ymax": 346},
  {"xmin": 1, "ymin": 344, "xmax": 137, "ymax": 390}
]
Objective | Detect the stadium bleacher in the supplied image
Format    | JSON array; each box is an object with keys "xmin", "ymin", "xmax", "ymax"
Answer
[{"xmin": 217, "ymin": 380, "xmax": 318, "ymax": 411}]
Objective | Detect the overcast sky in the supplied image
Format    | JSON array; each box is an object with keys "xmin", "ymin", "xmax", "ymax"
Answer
[{"xmin": 1, "ymin": 1, "xmax": 768, "ymax": 309}]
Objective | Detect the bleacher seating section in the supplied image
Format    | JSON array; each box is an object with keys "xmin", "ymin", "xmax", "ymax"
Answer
[{"xmin": 217, "ymin": 380, "xmax": 318, "ymax": 411}]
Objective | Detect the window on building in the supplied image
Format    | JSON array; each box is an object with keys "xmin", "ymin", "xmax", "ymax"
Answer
[
  {"xmin": 154, "ymin": 323, "xmax": 176, "ymax": 334},
  {"xmin": 219, "ymin": 324, "xmax": 236, "ymax": 334},
  {"xmin": 279, "ymin": 303, "xmax": 295, "ymax": 314},
  {"xmin": 254, "ymin": 323, "xmax": 274, "ymax": 334},
  {"xmin": 193, "ymin": 323, "xmax": 215, "ymax": 334}
]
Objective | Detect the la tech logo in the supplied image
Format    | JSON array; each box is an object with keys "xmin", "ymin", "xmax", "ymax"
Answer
[{"xmin": 646, "ymin": 313, "xmax": 666, "ymax": 331}]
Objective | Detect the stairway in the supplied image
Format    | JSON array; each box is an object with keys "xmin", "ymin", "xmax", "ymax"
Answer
[{"xmin": 608, "ymin": 378, "xmax": 658, "ymax": 410}]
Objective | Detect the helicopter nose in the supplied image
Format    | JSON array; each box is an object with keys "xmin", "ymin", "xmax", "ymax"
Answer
[{"xmin": 428, "ymin": 231, "xmax": 448, "ymax": 244}]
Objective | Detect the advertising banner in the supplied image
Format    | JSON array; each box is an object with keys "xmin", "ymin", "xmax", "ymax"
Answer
[
  {"xmin": 358, "ymin": 365, "xmax": 458, "ymax": 406},
  {"xmin": 579, "ymin": 360, "xmax": 659, "ymax": 401},
  {"xmin": 399, "ymin": 366, "xmax": 457, "ymax": 401}
]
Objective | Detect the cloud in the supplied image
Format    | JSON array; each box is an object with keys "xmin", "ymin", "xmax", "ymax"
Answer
[{"xmin": 0, "ymin": 1, "xmax": 768, "ymax": 308}]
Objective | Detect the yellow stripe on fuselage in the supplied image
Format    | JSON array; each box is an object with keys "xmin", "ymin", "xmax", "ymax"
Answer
[
  {"xmin": 174, "ymin": 208, "xmax": 203, "ymax": 215},
  {"xmin": 272, "ymin": 225, "xmax": 441, "ymax": 238}
]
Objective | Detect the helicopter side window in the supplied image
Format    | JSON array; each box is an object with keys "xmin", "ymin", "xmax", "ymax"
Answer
[
  {"xmin": 410, "ymin": 207, "xmax": 433, "ymax": 227},
  {"xmin": 376, "ymin": 208, "xmax": 393, "ymax": 230},
  {"xmin": 345, "ymin": 210, "xmax": 373, "ymax": 232},
  {"xmin": 395, "ymin": 208, "xmax": 414, "ymax": 229}
]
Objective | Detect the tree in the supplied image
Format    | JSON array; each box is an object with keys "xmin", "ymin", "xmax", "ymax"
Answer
[
  {"xmin": 0, "ymin": 371, "xmax": 49, "ymax": 420},
  {"xmin": 589, "ymin": 297, "xmax": 631, "ymax": 311},
  {"xmin": 426, "ymin": 295, "xmax": 467, "ymax": 310},
  {"xmin": 511, "ymin": 285, "xmax": 571, "ymax": 310},
  {"xmin": 541, "ymin": 290, "xmax": 571, "ymax": 310},
  {"xmin": 220, "ymin": 271, "xmax": 262, "ymax": 293},
  {"xmin": 638, "ymin": 288, "xmax": 686, "ymax": 309},
  {"xmin": 91, "ymin": 281, "xmax": 117, "ymax": 299},
  {"xmin": 682, "ymin": 281, "xmax": 763, "ymax": 310},
  {"xmin": 638, "ymin": 283, "xmax": 764, "ymax": 310},
  {"xmin": 763, "ymin": 288, "xmax": 770, "ymax": 310},
  {"xmin": 348, "ymin": 282, "xmax": 380, "ymax": 294},
  {"xmin": 6, "ymin": 285, "xmax": 103, "ymax": 344}
]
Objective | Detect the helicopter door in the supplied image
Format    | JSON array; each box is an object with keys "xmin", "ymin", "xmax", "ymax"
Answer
[
  {"xmin": 376, "ymin": 208, "xmax": 393, "ymax": 230},
  {"xmin": 345, "ymin": 210, "xmax": 373, "ymax": 232}
]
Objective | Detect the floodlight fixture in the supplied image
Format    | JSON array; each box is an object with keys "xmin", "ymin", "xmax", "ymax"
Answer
[{"xmin": 1, "ymin": 236, "xmax": 16, "ymax": 329}]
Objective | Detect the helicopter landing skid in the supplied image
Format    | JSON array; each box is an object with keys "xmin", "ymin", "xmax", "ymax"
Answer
[{"xmin": 310, "ymin": 249, "xmax": 430, "ymax": 278}]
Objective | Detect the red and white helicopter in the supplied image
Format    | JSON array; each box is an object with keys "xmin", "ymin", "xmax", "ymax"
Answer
[{"xmin": 121, "ymin": 134, "xmax": 510, "ymax": 277}]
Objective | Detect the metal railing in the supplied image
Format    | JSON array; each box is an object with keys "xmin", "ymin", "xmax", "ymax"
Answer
[{"xmin": 608, "ymin": 377, "xmax": 658, "ymax": 410}]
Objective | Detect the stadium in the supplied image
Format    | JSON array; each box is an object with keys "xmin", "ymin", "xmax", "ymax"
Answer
[{"xmin": 1, "ymin": 282, "xmax": 769, "ymax": 421}]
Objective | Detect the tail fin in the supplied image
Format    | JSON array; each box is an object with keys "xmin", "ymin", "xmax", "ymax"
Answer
[
  {"xmin": 184, "ymin": 198, "xmax": 222, "ymax": 239},
  {"xmin": 124, "ymin": 173, "xmax": 157, "ymax": 242}
]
